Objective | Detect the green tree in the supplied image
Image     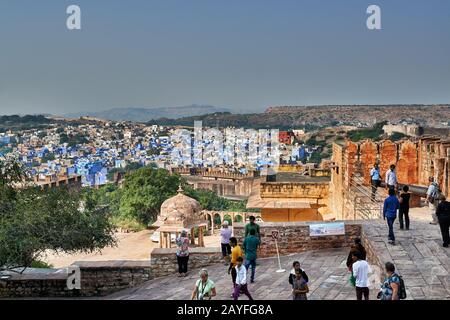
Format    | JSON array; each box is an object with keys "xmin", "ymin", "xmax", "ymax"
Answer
[
  {"xmin": 184, "ymin": 188, "xmax": 229, "ymax": 211},
  {"xmin": 0, "ymin": 159, "xmax": 116, "ymax": 272},
  {"xmin": 118, "ymin": 166, "xmax": 181, "ymax": 225}
]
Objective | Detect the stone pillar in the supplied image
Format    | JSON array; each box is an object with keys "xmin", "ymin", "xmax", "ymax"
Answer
[
  {"xmin": 190, "ymin": 228, "xmax": 195, "ymax": 245},
  {"xmin": 167, "ymin": 233, "xmax": 172, "ymax": 248},
  {"xmin": 159, "ymin": 231, "xmax": 163, "ymax": 248},
  {"xmin": 210, "ymin": 215, "xmax": 215, "ymax": 236},
  {"xmin": 198, "ymin": 226, "xmax": 205, "ymax": 247}
]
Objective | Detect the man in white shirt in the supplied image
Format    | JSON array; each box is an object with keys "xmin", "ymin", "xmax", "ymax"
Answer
[
  {"xmin": 352, "ymin": 251, "xmax": 370, "ymax": 300},
  {"xmin": 232, "ymin": 256, "xmax": 253, "ymax": 300},
  {"xmin": 385, "ymin": 164, "xmax": 398, "ymax": 192}
]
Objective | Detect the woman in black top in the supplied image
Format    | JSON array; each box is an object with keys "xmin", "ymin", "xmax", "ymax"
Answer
[{"xmin": 399, "ymin": 185, "xmax": 411, "ymax": 230}]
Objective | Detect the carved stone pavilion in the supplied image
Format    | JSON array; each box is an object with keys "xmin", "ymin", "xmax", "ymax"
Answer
[{"xmin": 152, "ymin": 186, "xmax": 208, "ymax": 248}]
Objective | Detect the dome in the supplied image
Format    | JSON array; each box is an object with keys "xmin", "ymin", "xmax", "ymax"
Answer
[{"xmin": 154, "ymin": 186, "xmax": 204, "ymax": 228}]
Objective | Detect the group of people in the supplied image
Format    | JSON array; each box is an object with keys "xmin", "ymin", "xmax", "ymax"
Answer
[
  {"xmin": 187, "ymin": 215, "xmax": 312, "ymax": 301},
  {"xmin": 177, "ymin": 217, "xmax": 409, "ymax": 300},
  {"xmin": 371, "ymin": 163, "xmax": 450, "ymax": 247},
  {"xmin": 346, "ymin": 238, "xmax": 404, "ymax": 300},
  {"xmin": 188, "ymin": 215, "xmax": 261, "ymax": 300}
]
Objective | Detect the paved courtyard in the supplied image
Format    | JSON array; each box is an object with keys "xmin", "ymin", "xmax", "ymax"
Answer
[
  {"xmin": 105, "ymin": 207, "xmax": 450, "ymax": 300},
  {"xmin": 363, "ymin": 208, "xmax": 450, "ymax": 300},
  {"xmin": 106, "ymin": 248, "xmax": 358, "ymax": 300}
]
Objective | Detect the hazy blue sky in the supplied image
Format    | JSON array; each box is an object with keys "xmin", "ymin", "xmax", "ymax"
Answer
[{"xmin": 1, "ymin": 0, "xmax": 450, "ymax": 115}]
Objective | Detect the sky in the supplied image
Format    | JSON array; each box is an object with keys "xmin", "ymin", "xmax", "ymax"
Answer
[{"xmin": 0, "ymin": 0, "xmax": 450, "ymax": 115}]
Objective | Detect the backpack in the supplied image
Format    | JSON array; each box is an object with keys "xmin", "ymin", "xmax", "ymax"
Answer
[
  {"xmin": 397, "ymin": 275, "xmax": 407, "ymax": 300},
  {"xmin": 429, "ymin": 183, "xmax": 441, "ymax": 203}
]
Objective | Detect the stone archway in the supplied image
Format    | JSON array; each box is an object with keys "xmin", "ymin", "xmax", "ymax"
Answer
[
  {"xmin": 223, "ymin": 214, "xmax": 233, "ymax": 226},
  {"xmin": 234, "ymin": 214, "xmax": 243, "ymax": 223}
]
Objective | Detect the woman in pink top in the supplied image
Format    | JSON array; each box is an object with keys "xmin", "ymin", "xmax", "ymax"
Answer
[{"xmin": 176, "ymin": 230, "xmax": 190, "ymax": 277}]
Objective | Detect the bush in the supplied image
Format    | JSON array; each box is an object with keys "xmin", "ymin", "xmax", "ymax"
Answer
[
  {"xmin": 30, "ymin": 260, "xmax": 53, "ymax": 269},
  {"xmin": 110, "ymin": 216, "xmax": 147, "ymax": 232}
]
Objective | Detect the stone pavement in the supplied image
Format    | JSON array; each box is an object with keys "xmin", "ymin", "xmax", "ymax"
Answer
[
  {"xmin": 105, "ymin": 207, "xmax": 450, "ymax": 300},
  {"xmin": 363, "ymin": 208, "xmax": 450, "ymax": 300},
  {"xmin": 106, "ymin": 248, "xmax": 359, "ymax": 300}
]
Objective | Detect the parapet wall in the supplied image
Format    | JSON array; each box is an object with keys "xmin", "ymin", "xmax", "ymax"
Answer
[
  {"xmin": 260, "ymin": 182, "xmax": 329, "ymax": 199},
  {"xmin": 330, "ymin": 137, "xmax": 450, "ymax": 219},
  {"xmin": 0, "ymin": 247, "xmax": 223, "ymax": 298},
  {"xmin": 150, "ymin": 247, "xmax": 223, "ymax": 278},
  {"xmin": 233, "ymin": 221, "xmax": 362, "ymax": 258}
]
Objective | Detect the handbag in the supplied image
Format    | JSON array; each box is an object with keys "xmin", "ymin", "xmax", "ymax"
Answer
[{"xmin": 349, "ymin": 273, "xmax": 356, "ymax": 287}]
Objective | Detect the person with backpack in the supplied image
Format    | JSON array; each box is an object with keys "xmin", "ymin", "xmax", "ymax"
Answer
[
  {"xmin": 436, "ymin": 197, "xmax": 450, "ymax": 248},
  {"xmin": 370, "ymin": 163, "xmax": 381, "ymax": 201},
  {"xmin": 427, "ymin": 177, "xmax": 441, "ymax": 225},
  {"xmin": 383, "ymin": 188, "xmax": 400, "ymax": 245},
  {"xmin": 377, "ymin": 262, "xmax": 405, "ymax": 300},
  {"xmin": 399, "ymin": 185, "xmax": 411, "ymax": 230}
]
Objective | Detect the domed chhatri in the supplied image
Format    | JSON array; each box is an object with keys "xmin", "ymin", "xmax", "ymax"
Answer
[
  {"xmin": 154, "ymin": 185, "xmax": 204, "ymax": 228},
  {"xmin": 153, "ymin": 185, "xmax": 208, "ymax": 248}
]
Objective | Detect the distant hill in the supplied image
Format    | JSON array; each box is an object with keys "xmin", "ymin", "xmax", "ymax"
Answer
[
  {"xmin": 0, "ymin": 115, "xmax": 56, "ymax": 132},
  {"xmin": 151, "ymin": 104, "xmax": 450, "ymax": 129},
  {"xmin": 64, "ymin": 105, "xmax": 231, "ymax": 122}
]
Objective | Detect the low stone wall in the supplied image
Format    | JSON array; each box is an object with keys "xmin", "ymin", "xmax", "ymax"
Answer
[
  {"xmin": 234, "ymin": 221, "xmax": 362, "ymax": 258},
  {"xmin": 151, "ymin": 247, "xmax": 223, "ymax": 278},
  {"xmin": 74, "ymin": 260, "xmax": 152, "ymax": 297},
  {"xmin": 0, "ymin": 270, "xmax": 71, "ymax": 298},
  {"xmin": 0, "ymin": 248, "xmax": 223, "ymax": 298}
]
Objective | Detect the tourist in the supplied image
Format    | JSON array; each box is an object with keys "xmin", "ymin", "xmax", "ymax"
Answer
[
  {"xmin": 243, "ymin": 228, "xmax": 260, "ymax": 283},
  {"xmin": 245, "ymin": 215, "xmax": 261, "ymax": 241},
  {"xmin": 191, "ymin": 269, "xmax": 216, "ymax": 300},
  {"xmin": 292, "ymin": 269, "xmax": 309, "ymax": 300},
  {"xmin": 370, "ymin": 163, "xmax": 381, "ymax": 201},
  {"xmin": 233, "ymin": 256, "xmax": 253, "ymax": 300},
  {"xmin": 175, "ymin": 230, "xmax": 190, "ymax": 277},
  {"xmin": 436, "ymin": 197, "xmax": 450, "ymax": 248},
  {"xmin": 426, "ymin": 177, "xmax": 441, "ymax": 225},
  {"xmin": 228, "ymin": 237, "xmax": 243, "ymax": 290},
  {"xmin": 346, "ymin": 238, "xmax": 367, "ymax": 270},
  {"xmin": 352, "ymin": 251, "xmax": 370, "ymax": 300},
  {"xmin": 377, "ymin": 262, "xmax": 400, "ymax": 300},
  {"xmin": 383, "ymin": 188, "xmax": 400, "ymax": 245},
  {"xmin": 385, "ymin": 164, "xmax": 398, "ymax": 192},
  {"xmin": 220, "ymin": 220, "xmax": 232, "ymax": 258},
  {"xmin": 399, "ymin": 185, "xmax": 411, "ymax": 230},
  {"xmin": 288, "ymin": 261, "xmax": 309, "ymax": 287}
]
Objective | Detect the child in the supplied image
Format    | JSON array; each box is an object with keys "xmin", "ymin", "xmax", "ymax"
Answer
[
  {"xmin": 233, "ymin": 256, "xmax": 253, "ymax": 300},
  {"xmin": 399, "ymin": 185, "xmax": 411, "ymax": 230},
  {"xmin": 228, "ymin": 237, "xmax": 242, "ymax": 291},
  {"xmin": 292, "ymin": 269, "xmax": 309, "ymax": 300},
  {"xmin": 288, "ymin": 261, "xmax": 309, "ymax": 287}
]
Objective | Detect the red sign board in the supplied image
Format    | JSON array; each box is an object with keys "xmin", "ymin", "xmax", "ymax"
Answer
[{"xmin": 271, "ymin": 230, "xmax": 279, "ymax": 240}]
